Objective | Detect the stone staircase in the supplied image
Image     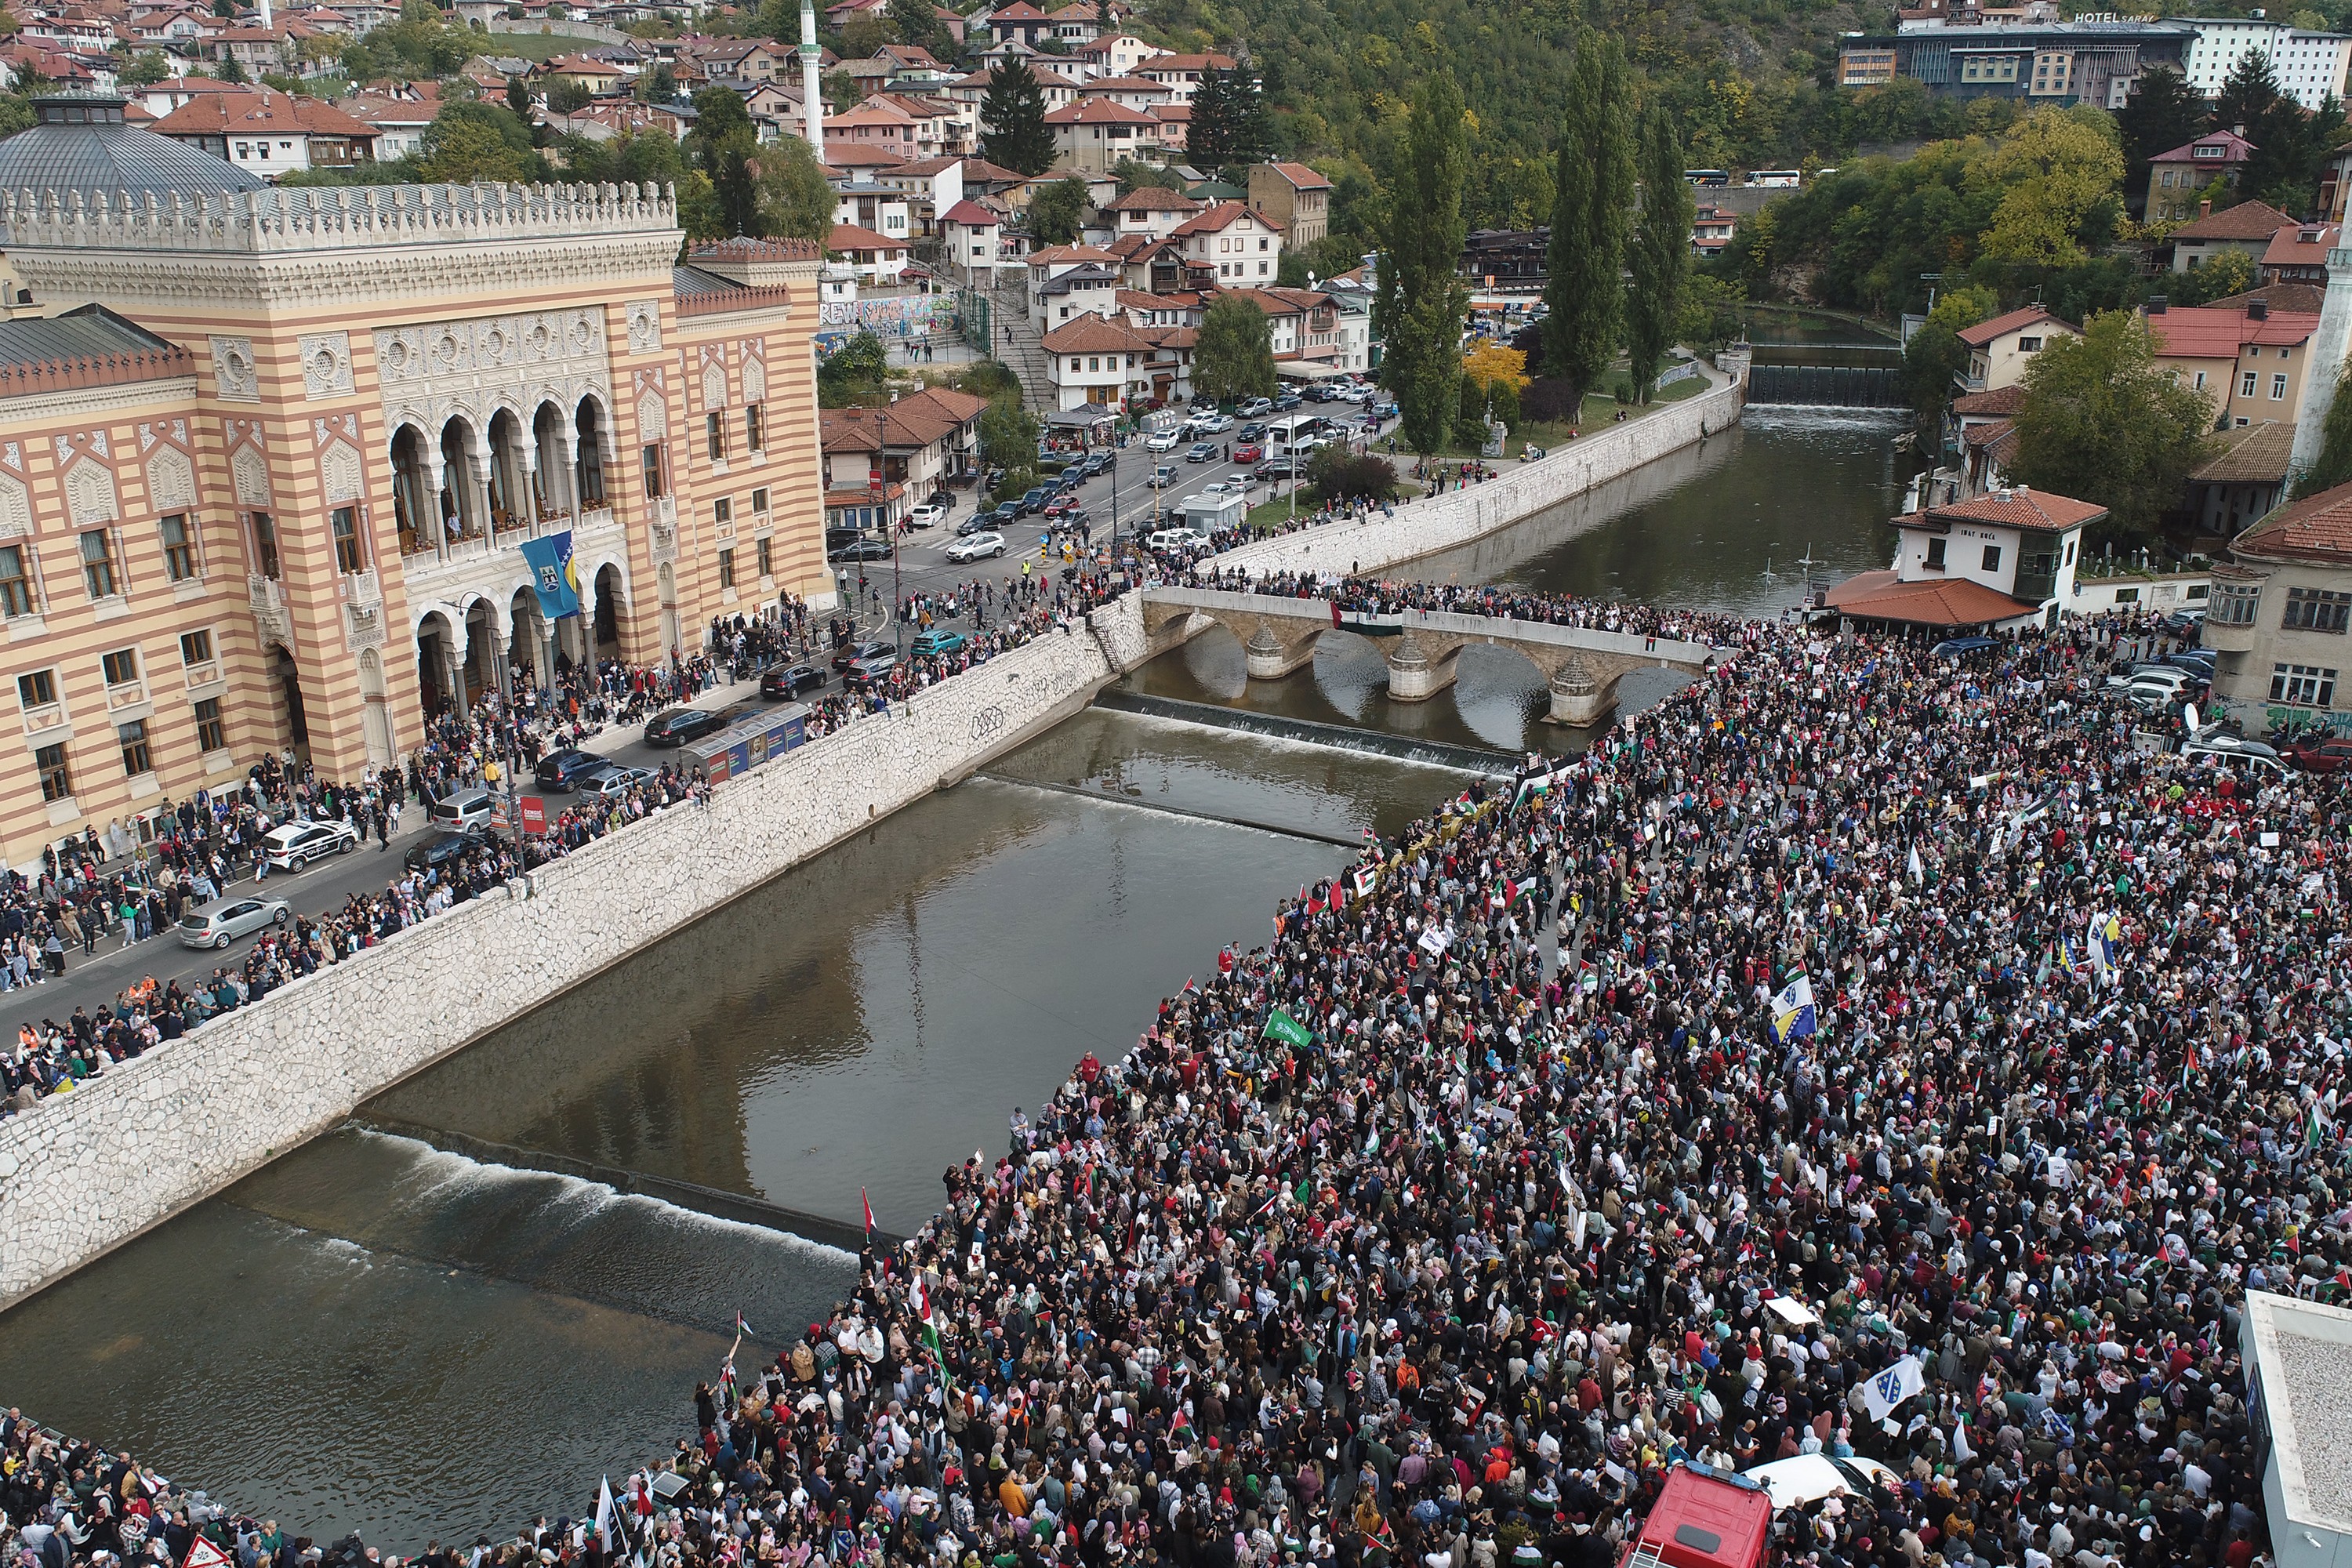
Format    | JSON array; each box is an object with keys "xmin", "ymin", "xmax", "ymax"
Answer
[{"xmin": 989, "ymin": 275, "xmax": 1056, "ymax": 412}]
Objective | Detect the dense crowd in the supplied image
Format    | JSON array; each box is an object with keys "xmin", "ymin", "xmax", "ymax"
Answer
[{"xmin": 5, "ymin": 585, "xmax": 2333, "ymax": 1568}]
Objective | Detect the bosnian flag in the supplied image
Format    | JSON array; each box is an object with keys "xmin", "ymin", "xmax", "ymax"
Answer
[
  {"xmin": 1769, "ymin": 975, "xmax": 1817, "ymax": 1044},
  {"xmin": 862, "ymin": 1189, "xmax": 875, "ymax": 1242}
]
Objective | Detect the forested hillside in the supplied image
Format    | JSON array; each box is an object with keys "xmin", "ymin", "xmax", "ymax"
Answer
[{"xmin": 1136, "ymin": 0, "xmax": 2005, "ymax": 229}]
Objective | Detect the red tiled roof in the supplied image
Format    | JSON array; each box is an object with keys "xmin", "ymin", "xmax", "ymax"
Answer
[
  {"xmin": 1027, "ymin": 243, "xmax": 1120, "ymax": 265},
  {"xmin": 940, "ymin": 198, "xmax": 999, "ymax": 226},
  {"xmin": 2236, "ymin": 478, "xmax": 2352, "ymax": 563},
  {"xmin": 1263, "ymin": 161, "xmax": 1329, "ymax": 189},
  {"xmin": 1170, "ymin": 199, "xmax": 1268, "ymax": 237},
  {"xmin": 1821, "ymin": 569, "xmax": 2038, "ymax": 627},
  {"xmin": 2169, "ymin": 199, "xmax": 2292, "ymax": 241},
  {"xmin": 2151, "ymin": 129, "xmax": 2256, "ymax": 165},
  {"xmin": 1922, "ymin": 486, "xmax": 2106, "ymax": 534},
  {"xmin": 2263, "ymin": 222, "xmax": 2338, "ymax": 269},
  {"xmin": 1040, "ymin": 311, "xmax": 1151, "ymax": 351},
  {"xmin": 2147, "ymin": 303, "xmax": 2318, "ymax": 358},
  {"xmin": 152, "ymin": 85, "xmax": 373, "ymax": 136},
  {"xmin": 1044, "ymin": 98, "xmax": 1154, "ymax": 125},
  {"xmin": 1951, "ymin": 384, "xmax": 2025, "ymax": 417},
  {"xmin": 1960, "ymin": 417, "xmax": 2013, "ymax": 452},
  {"xmin": 828, "ymin": 223, "xmax": 905, "ymax": 253},
  {"xmin": 1955, "ymin": 307, "xmax": 2069, "ymax": 348},
  {"xmin": 1105, "ymin": 186, "xmax": 1200, "ymax": 212}
]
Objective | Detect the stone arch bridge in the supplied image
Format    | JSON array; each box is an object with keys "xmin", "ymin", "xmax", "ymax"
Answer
[{"xmin": 1139, "ymin": 586, "xmax": 1719, "ymax": 727}]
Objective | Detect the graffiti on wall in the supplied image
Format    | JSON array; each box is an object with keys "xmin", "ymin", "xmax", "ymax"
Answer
[{"xmin": 817, "ymin": 293, "xmax": 960, "ymax": 340}]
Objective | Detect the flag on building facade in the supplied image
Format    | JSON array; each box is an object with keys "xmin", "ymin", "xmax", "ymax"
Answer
[{"xmin": 517, "ymin": 529, "xmax": 581, "ymax": 619}]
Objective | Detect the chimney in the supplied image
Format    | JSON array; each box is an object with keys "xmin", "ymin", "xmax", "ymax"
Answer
[
  {"xmin": 2234, "ymin": 123, "xmax": 2246, "ymax": 138},
  {"xmin": 2250, "ymin": 298, "xmax": 2269, "ymax": 320},
  {"xmin": 2199, "ymin": 198, "xmax": 2212, "ymax": 217},
  {"xmin": 2148, "ymin": 296, "xmax": 2167, "ymax": 314}
]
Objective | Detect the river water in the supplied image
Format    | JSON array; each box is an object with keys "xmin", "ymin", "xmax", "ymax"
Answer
[{"xmin": 0, "ymin": 405, "xmax": 1910, "ymax": 1548}]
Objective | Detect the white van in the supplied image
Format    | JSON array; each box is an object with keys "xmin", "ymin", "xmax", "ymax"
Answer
[{"xmin": 1145, "ymin": 528, "xmax": 1207, "ymax": 554}]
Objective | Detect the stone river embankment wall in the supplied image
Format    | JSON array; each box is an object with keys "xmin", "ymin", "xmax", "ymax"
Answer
[{"xmin": 0, "ymin": 373, "xmax": 1741, "ymax": 1309}]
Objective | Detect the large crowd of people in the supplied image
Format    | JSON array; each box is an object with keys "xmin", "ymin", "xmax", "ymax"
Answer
[{"xmin": 2, "ymin": 572, "xmax": 2332, "ymax": 1568}]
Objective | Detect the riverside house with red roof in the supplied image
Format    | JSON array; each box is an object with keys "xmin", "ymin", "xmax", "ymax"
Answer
[
  {"xmin": 1825, "ymin": 487, "xmax": 2101, "ymax": 632},
  {"xmin": 2205, "ymin": 480, "xmax": 2352, "ymax": 729},
  {"xmin": 1954, "ymin": 307, "xmax": 2075, "ymax": 394}
]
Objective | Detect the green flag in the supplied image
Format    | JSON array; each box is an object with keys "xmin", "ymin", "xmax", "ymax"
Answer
[{"xmin": 1264, "ymin": 1008, "xmax": 1313, "ymax": 1048}]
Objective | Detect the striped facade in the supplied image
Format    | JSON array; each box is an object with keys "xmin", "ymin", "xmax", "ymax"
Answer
[{"xmin": 0, "ymin": 184, "xmax": 829, "ymax": 870}]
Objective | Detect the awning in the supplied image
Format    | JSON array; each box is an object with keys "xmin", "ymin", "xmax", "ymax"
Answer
[
  {"xmin": 1275, "ymin": 360, "xmax": 1350, "ymax": 381},
  {"xmin": 1044, "ymin": 406, "xmax": 1119, "ymax": 427}
]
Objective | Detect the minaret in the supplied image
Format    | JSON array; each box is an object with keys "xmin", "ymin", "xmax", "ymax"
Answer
[
  {"xmin": 2290, "ymin": 241, "xmax": 2352, "ymax": 480},
  {"xmin": 800, "ymin": 0, "xmax": 825, "ymax": 151}
]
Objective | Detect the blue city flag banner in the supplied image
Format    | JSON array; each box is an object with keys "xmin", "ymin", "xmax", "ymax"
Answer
[
  {"xmin": 1770, "ymin": 975, "xmax": 1817, "ymax": 1044},
  {"xmin": 517, "ymin": 529, "xmax": 581, "ymax": 619}
]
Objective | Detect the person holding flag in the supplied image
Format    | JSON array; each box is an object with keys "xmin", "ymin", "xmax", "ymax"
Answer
[{"xmin": 1769, "ymin": 973, "xmax": 1817, "ymax": 1044}]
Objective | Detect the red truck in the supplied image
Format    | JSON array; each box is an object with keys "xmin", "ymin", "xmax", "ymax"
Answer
[{"xmin": 1617, "ymin": 1464, "xmax": 1775, "ymax": 1568}]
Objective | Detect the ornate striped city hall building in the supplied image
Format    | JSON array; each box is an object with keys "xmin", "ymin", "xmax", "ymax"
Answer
[{"xmin": 0, "ymin": 95, "xmax": 829, "ymax": 866}]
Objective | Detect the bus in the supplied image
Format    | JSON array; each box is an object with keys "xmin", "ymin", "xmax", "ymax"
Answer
[
  {"xmin": 1684, "ymin": 169, "xmax": 1731, "ymax": 187},
  {"xmin": 1747, "ymin": 169, "xmax": 1802, "ymax": 187},
  {"xmin": 1264, "ymin": 414, "xmax": 1331, "ymax": 458}
]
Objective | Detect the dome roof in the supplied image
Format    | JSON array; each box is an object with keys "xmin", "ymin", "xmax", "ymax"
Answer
[{"xmin": 0, "ymin": 94, "xmax": 267, "ymax": 199}]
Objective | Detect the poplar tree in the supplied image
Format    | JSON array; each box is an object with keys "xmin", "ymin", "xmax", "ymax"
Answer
[
  {"xmin": 1624, "ymin": 105, "xmax": 1693, "ymax": 405},
  {"xmin": 1541, "ymin": 30, "xmax": 1635, "ymax": 404},
  {"xmin": 1374, "ymin": 71, "xmax": 1472, "ymax": 457}
]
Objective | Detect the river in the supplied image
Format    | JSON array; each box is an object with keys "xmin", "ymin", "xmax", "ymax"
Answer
[{"xmin": 0, "ymin": 403, "xmax": 1911, "ymax": 1547}]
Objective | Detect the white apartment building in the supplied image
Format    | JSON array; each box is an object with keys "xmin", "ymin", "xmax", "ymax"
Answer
[{"xmin": 2171, "ymin": 16, "xmax": 2352, "ymax": 110}]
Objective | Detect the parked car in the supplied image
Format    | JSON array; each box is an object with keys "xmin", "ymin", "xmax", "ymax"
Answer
[
  {"xmin": 176, "ymin": 894, "xmax": 292, "ymax": 950},
  {"xmin": 533, "ymin": 747, "xmax": 608, "ymax": 790},
  {"xmin": 832, "ymin": 639, "xmax": 895, "ymax": 673},
  {"xmin": 760, "ymin": 662, "xmax": 826, "ymax": 699},
  {"xmin": 844, "ymin": 650, "xmax": 898, "ymax": 688},
  {"xmin": 2288, "ymin": 734, "xmax": 2352, "ymax": 772},
  {"xmin": 1254, "ymin": 458, "xmax": 1298, "ymax": 479},
  {"xmin": 1080, "ymin": 452, "xmax": 1114, "ymax": 476},
  {"xmin": 1146, "ymin": 528, "xmax": 1207, "ymax": 554},
  {"xmin": 1238, "ymin": 423, "xmax": 1269, "ymax": 442},
  {"xmin": 644, "ymin": 705, "xmax": 746, "ymax": 747},
  {"xmin": 1272, "ymin": 391, "xmax": 1302, "ymax": 411},
  {"xmin": 1194, "ymin": 412, "xmax": 1234, "ymax": 433},
  {"xmin": 575, "ymin": 764, "xmax": 657, "ymax": 802},
  {"xmin": 1020, "ymin": 485, "xmax": 1053, "ymax": 514},
  {"xmin": 1186, "ymin": 441, "xmax": 1218, "ymax": 463},
  {"xmin": 1042, "ymin": 497, "xmax": 1078, "ymax": 518},
  {"xmin": 263, "ymin": 817, "xmax": 360, "ymax": 870},
  {"xmin": 910, "ymin": 628, "xmax": 967, "ymax": 657},
  {"xmin": 431, "ymin": 786, "xmax": 500, "ymax": 832},
  {"xmin": 947, "ymin": 530, "xmax": 1007, "ymax": 562},
  {"xmin": 1054, "ymin": 470, "xmax": 1083, "ymax": 493},
  {"xmin": 1151, "ymin": 465, "xmax": 1179, "ymax": 488},
  {"xmin": 906, "ymin": 502, "xmax": 948, "ymax": 529},
  {"xmin": 1232, "ymin": 442, "xmax": 1264, "ymax": 463},
  {"xmin": 827, "ymin": 537, "xmax": 891, "ymax": 561},
  {"xmin": 1236, "ymin": 397, "xmax": 1272, "ymax": 418},
  {"xmin": 403, "ymin": 828, "xmax": 488, "ymax": 873},
  {"xmin": 2182, "ymin": 735, "xmax": 2285, "ymax": 774},
  {"xmin": 1929, "ymin": 635, "xmax": 1999, "ymax": 661},
  {"xmin": 1146, "ymin": 430, "xmax": 1181, "ymax": 452}
]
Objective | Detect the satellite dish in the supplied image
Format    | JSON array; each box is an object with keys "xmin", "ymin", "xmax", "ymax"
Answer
[{"xmin": 2183, "ymin": 701, "xmax": 2201, "ymax": 734}]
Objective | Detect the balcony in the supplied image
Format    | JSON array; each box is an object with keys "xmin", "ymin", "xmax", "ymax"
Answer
[
  {"xmin": 648, "ymin": 495, "xmax": 678, "ymax": 564},
  {"xmin": 249, "ymin": 572, "xmax": 289, "ymax": 645},
  {"xmin": 20, "ymin": 701, "xmax": 64, "ymax": 736},
  {"xmin": 577, "ymin": 505, "xmax": 619, "ymax": 545},
  {"xmin": 2202, "ymin": 614, "xmax": 2256, "ymax": 655},
  {"xmin": 344, "ymin": 568, "xmax": 386, "ymax": 649},
  {"xmin": 103, "ymin": 679, "xmax": 148, "ymax": 714}
]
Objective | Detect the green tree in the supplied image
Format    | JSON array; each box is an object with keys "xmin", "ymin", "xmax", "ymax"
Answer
[
  {"xmin": 981, "ymin": 59, "xmax": 1053, "ymax": 176},
  {"xmin": 1901, "ymin": 284, "xmax": 1995, "ymax": 426},
  {"xmin": 2114, "ymin": 67, "xmax": 2204, "ymax": 216},
  {"xmin": 119, "ymin": 50, "xmax": 172, "ymax": 87},
  {"xmin": 818, "ymin": 330, "xmax": 891, "ymax": 407},
  {"xmin": 1541, "ymin": 31, "xmax": 1635, "ymax": 400},
  {"xmin": 1112, "ymin": 158, "xmax": 1184, "ymax": 196},
  {"xmin": 692, "ymin": 85, "xmax": 763, "ymax": 236},
  {"xmin": 2292, "ymin": 361, "xmax": 2352, "ymax": 498},
  {"xmin": 1189, "ymin": 66, "xmax": 1270, "ymax": 172},
  {"xmin": 544, "ymin": 76, "xmax": 593, "ymax": 114},
  {"xmin": 757, "ymin": 132, "xmax": 837, "ymax": 242},
  {"xmin": 417, "ymin": 101, "xmax": 542, "ymax": 183},
  {"xmin": 1624, "ymin": 105, "xmax": 1693, "ymax": 405},
  {"xmin": 885, "ymin": 0, "xmax": 936, "ymax": 52},
  {"xmin": 1975, "ymin": 109, "xmax": 2123, "ymax": 268},
  {"xmin": 2005, "ymin": 309, "xmax": 2214, "ymax": 541},
  {"xmin": 1193, "ymin": 292, "xmax": 1277, "ymax": 403},
  {"xmin": 1374, "ymin": 71, "xmax": 1472, "ymax": 456},
  {"xmin": 1027, "ymin": 176, "xmax": 1089, "ymax": 245},
  {"xmin": 979, "ymin": 397, "xmax": 1041, "ymax": 498},
  {"xmin": 2176, "ymin": 246, "xmax": 2256, "ymax": 305},
  {"xmin": 218, "ymin": 56, "xmax": 249, "ymax": 84}
]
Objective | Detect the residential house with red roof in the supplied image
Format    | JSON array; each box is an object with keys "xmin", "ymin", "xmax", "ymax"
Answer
[
  {"xmin": 1040, "ymin": 311, "xmax": 1153, "ymax": 409},
  {"xmin": 2143, "ymin": 299, "xmax": 2320, "ymax": 431},
  {"xmin": 1825, "ymin": 488, "xmax": 2101, "ymax": 631},
  {"xmin": 983, "ymin": 1, "xmax": 1054, "ymax": 47},
  {"xmin": 1135, "ymin": 52, "xmax": 1234, "ymax": 102},
  {"xmin": 2261, "ymin": 220, "xmax": 2338, "ymax": 285},
  {"xmin": 1247, "ymin": 162, "xmax": 1330, "ymax": 249},
  {"xmin": 1072, "ymin": 31, "xmax": 1167, "ymax": 81},
  {"xmin": 2205, "ymin": 479, "xmax": 2352, "ymax": 728},
  {"xmin": 1104, "ymin": 184, "xmax": 1203, "ymax": 241},
  {"xmin": 940, "ymin": 198, "xmax": 1007, "ymax": 279},
  {"xmin": 1954, "ymin": 306, "xmax": 2075, "ymax": 394},
  {"xmin": 1043, "ymin": 96, "xmax": 1160, "ymax": 172},
  {"xmin": 151, "ymin": 86, "xmax": 377, "ymax": 177},
  {"xmin": 1170, "ymin": 201, "xmax": 1283, "ymax": 285},
  {"xmin": 2147, "ymin": 129, "xmax": 2256, "ymax": 222},
  {"xmin": 2168, "ymin": 198, "xmax": 2291, "ymax": 274},
  {"xmin": 829, "ymin": 222, "xmax": 909, "ymax": 282},
  {"xmin": 818, "ymin": 387, "xmax": 988, "ymax": 496},
  {"xmin": 1025, "ymin": 244, "xmax": 1123, "ymax": 327}
]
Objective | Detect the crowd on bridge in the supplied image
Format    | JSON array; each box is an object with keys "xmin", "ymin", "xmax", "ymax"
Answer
[{"xmin": 5, "ymin": 581, "xmax": 2324, "ymax": 1568}]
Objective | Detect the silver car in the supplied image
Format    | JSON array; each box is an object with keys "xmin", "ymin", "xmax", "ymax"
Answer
[
  {"xmin": 576, "ymin": 764, "xmax": 657, "ymax": 802},
  {"xmin": 176, "ymin": 894, "xmax": 292, "ymax": 949}
]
